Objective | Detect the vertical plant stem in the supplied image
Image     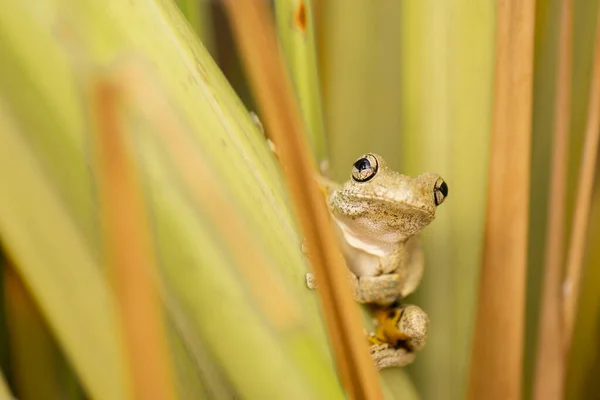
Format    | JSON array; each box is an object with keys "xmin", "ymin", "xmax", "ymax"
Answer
[
  {"xmin": 445, "ymin": 3, "xmax": 495, "ymax": 399},
  {"xmin": 398, "ymin": 2, "xmax": 453, "ymax": 398},
  {"xmin": 92, "ymin": 80, "xmax": 176, "ymax": 400},
  {"xmin": 318, "ymin": 1, "xmax": 404, "ymax": 179},
  {"xmin": 274, "ymin": 0, "xmax": 328, "ymax": 163},
  {"xmin": 467, "ymin": 0, "xmax": 535, "ymax": 399},
  {"xmin": 564, "ymin": 188, "xmax": 600, "ymax": 398},
  {"xmin": 533, "ymin": 0, "xmax": 573, "ymax": 398},
  {"xmin": 223, "ymin": 1, "xmax": 383, "ymax": 399},
  {"xmin": 562, "ymin": 4, "xmax": 600, "ymax": 354}
]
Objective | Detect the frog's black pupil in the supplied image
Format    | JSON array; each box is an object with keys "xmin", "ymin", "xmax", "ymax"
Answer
[
  {"xmin": 439, "ymin": 181, "xmax": 448, "ymax": 197},
  {"xmin": 354, "ymin": 158, "xmax": 371, "ymax": 171}
]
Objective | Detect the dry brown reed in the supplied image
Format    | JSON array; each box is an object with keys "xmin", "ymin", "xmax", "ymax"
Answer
[
  {"xmin": 468, "ymin": 1, "xmax": 536, "ymax": 398},
  {"xmin": 223, "ymin": 1, "xmax": 383, "ymax": 398}
]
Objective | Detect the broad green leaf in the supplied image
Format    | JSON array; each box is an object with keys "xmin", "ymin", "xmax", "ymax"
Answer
[{"xmin": 0, "ymin": 0, "xmax": 345, "ymax": 398}]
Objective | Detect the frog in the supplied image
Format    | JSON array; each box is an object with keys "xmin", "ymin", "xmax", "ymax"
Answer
[
  {"xmin": 247, "ymin": 112, "xmax": 448, "ymax": 368},
  {"xmin": 367, "ymin": 303, "xmax": 429, "ymax": 368},
  {"xmin": 306, "ymin": 153, "xmax": 448, "ymax": 369}
]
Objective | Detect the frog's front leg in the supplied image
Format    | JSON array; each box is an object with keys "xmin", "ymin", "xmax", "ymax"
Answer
[
  {"xmin": 350, "ymin": 273, "xmax": 403, "ymax": 306},
  {"xmin": 368, "ymin": 304, "xmax": 429, "ymax": 369},
  {"xmin": 305, "ymin": 271, "xmax": 402, "ymax": 306},
  {"xmin": 347, "ymin": 245, "xmax": 409, "ymax": 305}
]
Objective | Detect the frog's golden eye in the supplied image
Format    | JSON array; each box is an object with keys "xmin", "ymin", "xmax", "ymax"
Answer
[
  {"xmin": 352, "ymin": 154, "xmax": 378, "ymax": 182},
  {"xmin": 434, "ymin": 178, "xmax": 448, "ymax": 206}
]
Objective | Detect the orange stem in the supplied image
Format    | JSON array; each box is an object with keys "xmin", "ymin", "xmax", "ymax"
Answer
[
  {"xmin": 92, "ymin": 80, "xmax": 176, "ymax": 400},
  {"xmin": 562, "ymin": 4, "xmax": 600, "ymax": 359},
  {"xmin": 533, "ymin": 0, "xmax": 573, "ymax": 398},
  {"xmin": 468, "ymin": 0, "xmax": 536, "ymax": 398},
  {"xmin": 222, "ymin": 1, "xmax": 383, "ymax": 399}
]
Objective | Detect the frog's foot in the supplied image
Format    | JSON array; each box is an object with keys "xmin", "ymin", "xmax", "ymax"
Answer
[
  {"xmin": 370, "ymin": 343, "xmax": 415, "ymax": 370},
  {"xmin": 350, "ymin": 273, "xmax": 403, "ymax": 306},
  {"xmin": 305, "ymin": 272, "xmax": 317, "ymax": 290},
  {"xmin": 367, "ymin": 330, "xmax": 385, "ymax": 345},
  {"xmin": 367, "ymin": 304, "xmax": 429, "ymax": 369},
  {"xmin": 375, "ymin": 304, "xmax": 429, "ymax": 352}
]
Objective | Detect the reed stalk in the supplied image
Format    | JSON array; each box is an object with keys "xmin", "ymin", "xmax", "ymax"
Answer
[
  {"xmin": 468, "ymin": 1, "xmax": 536, "ymax": 398},
  {"xmin": 533, "ymin": 0, "xmax": 573, "ymax": 398},
  {"xmin": 91, "ymin": 79, "xmax": 176, "ymax": 400},
  {"xmin": 223, "ymin": 1, "xmax": 383, "ymax": 398},
  {"xmin": 562, "ymin": 3, "xmax": 600, "ymax": 355}
]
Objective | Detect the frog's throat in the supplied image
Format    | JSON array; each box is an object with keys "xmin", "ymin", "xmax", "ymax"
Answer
[{"xmin": 331, "ymin": 214, "xmax": 409, "ymax": 256}]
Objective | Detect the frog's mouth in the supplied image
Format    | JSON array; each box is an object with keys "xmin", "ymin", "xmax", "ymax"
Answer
[
  {"xmin": 361, "ymin": 195, "xmax": 437, "ymax": 217},
  {"xmin": 345, "ymin": 187, "xmax": 436, "ymax": 210}
]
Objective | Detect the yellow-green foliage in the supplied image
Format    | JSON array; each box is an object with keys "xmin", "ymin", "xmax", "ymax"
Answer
[
  {"xmin": 0, "ymin": 1, "xmax": 341, "ymax": 398},
  {"xmin": 2, "ymin": 1, "xmax": 600, "ymax": 399},
  {"xmin": 318, "ymin": 2, "xmax": 494, "ymax": 399}
]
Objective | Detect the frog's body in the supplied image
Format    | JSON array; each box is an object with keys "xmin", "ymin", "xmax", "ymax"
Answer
[
  {"xmin": 250, "ymin": 113, "xmax": 448, "ymax": 369},
  {"xmin": 322, "ymin": 153, "xmax": 447, "ymax": 306},
  {"xmin": 310, "ymin": 153, "xmax": 448, "ymax": 369}
]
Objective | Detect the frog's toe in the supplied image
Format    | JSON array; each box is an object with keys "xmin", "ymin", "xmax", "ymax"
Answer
[
  {"xmin": 366, "ymin": 331, "xmax": 384, "ymax": 345},
  {"xmin": 305, "ymin": 272, "xmax": 318, "ymax": 289},
  {"xmin": 397, "ymin": 305, "xmax": 429, "ymax": 351},
  {"xmin": 370, "ymin": 343, "xmax": 415, "ymax": 370}
]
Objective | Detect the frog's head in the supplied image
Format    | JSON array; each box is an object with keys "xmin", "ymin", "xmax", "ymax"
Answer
[{"xmin": 333, "ymin": 153, "xmax": 448, "ymax": 238}]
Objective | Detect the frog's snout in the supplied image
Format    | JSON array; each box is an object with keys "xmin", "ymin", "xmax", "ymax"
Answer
[{"xmin": 434, "ymin": 178, "xmax": 448, "ymax": 206}]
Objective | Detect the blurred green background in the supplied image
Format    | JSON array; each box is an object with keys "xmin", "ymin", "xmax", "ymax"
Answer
[{"xmin": 1, "ymin": 0, "xmax": 600, "ymax": 399}]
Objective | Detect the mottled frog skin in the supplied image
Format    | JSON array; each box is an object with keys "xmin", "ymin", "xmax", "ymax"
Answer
[
  {"xmin": 326, "ymin": 153, "xmax": 447, "ymax": 305},
  {"xmin": 308, "ymin": 153, "xmax": 448, "ymax": 369}
]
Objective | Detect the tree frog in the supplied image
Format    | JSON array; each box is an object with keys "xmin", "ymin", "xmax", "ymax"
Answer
[{"xmin": 307, "ymin": 153, "xmax": 448, "ymax": 369}]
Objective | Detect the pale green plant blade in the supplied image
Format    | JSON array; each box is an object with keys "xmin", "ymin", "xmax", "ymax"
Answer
[
  {"xmin": 319, "ymin": 1, "xmax": 404, "ymax": 178},
  {"xmin": 317, "ymin": 1, "xmax": 425, "ymax": 399},
  {"xmin": 399, "ymin": 2, "xmax": 495, "ymax": 399},
  {"xmin": 114, "ymin": 64, "xmax": 343, "ymax": 398},
  {"xmin": 175, "ymin": 0, "xmax": 215, "ymax": 55},
  {"xmin": 0, "ymin": 100, "xmax": 127, "ymax": 399},
  {"xmin": 398, "ymin": 4, "xmax": 453, "ymax": 398},
  {"xmin": 274, "ymin": 0, "xmax": 327, "ymax": 163},
  {"xmin": 443, "ymin": 3, "xmax": 495, "ymax": 399},
  {"xmin": 0, "ymin": 0, "xmax": 346, "ymax": 398}
]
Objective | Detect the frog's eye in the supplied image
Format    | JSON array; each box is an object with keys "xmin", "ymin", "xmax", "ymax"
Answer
[
  {"xmin": 352, "ymin": 154, "xmax": 378, "ymax": 182},
  {"xmin": 434, "ymin": 178, "xmax": 448, "ymax": 206}
]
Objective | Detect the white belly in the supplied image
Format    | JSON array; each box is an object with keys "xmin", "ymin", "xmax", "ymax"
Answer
[
  {"xmin": 332, "ymin": 215, "xmax": 398, "ymax": 276},
  {"xmin": 342, "ymin": 244, "xmax": 381, "ymax": 276}
]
